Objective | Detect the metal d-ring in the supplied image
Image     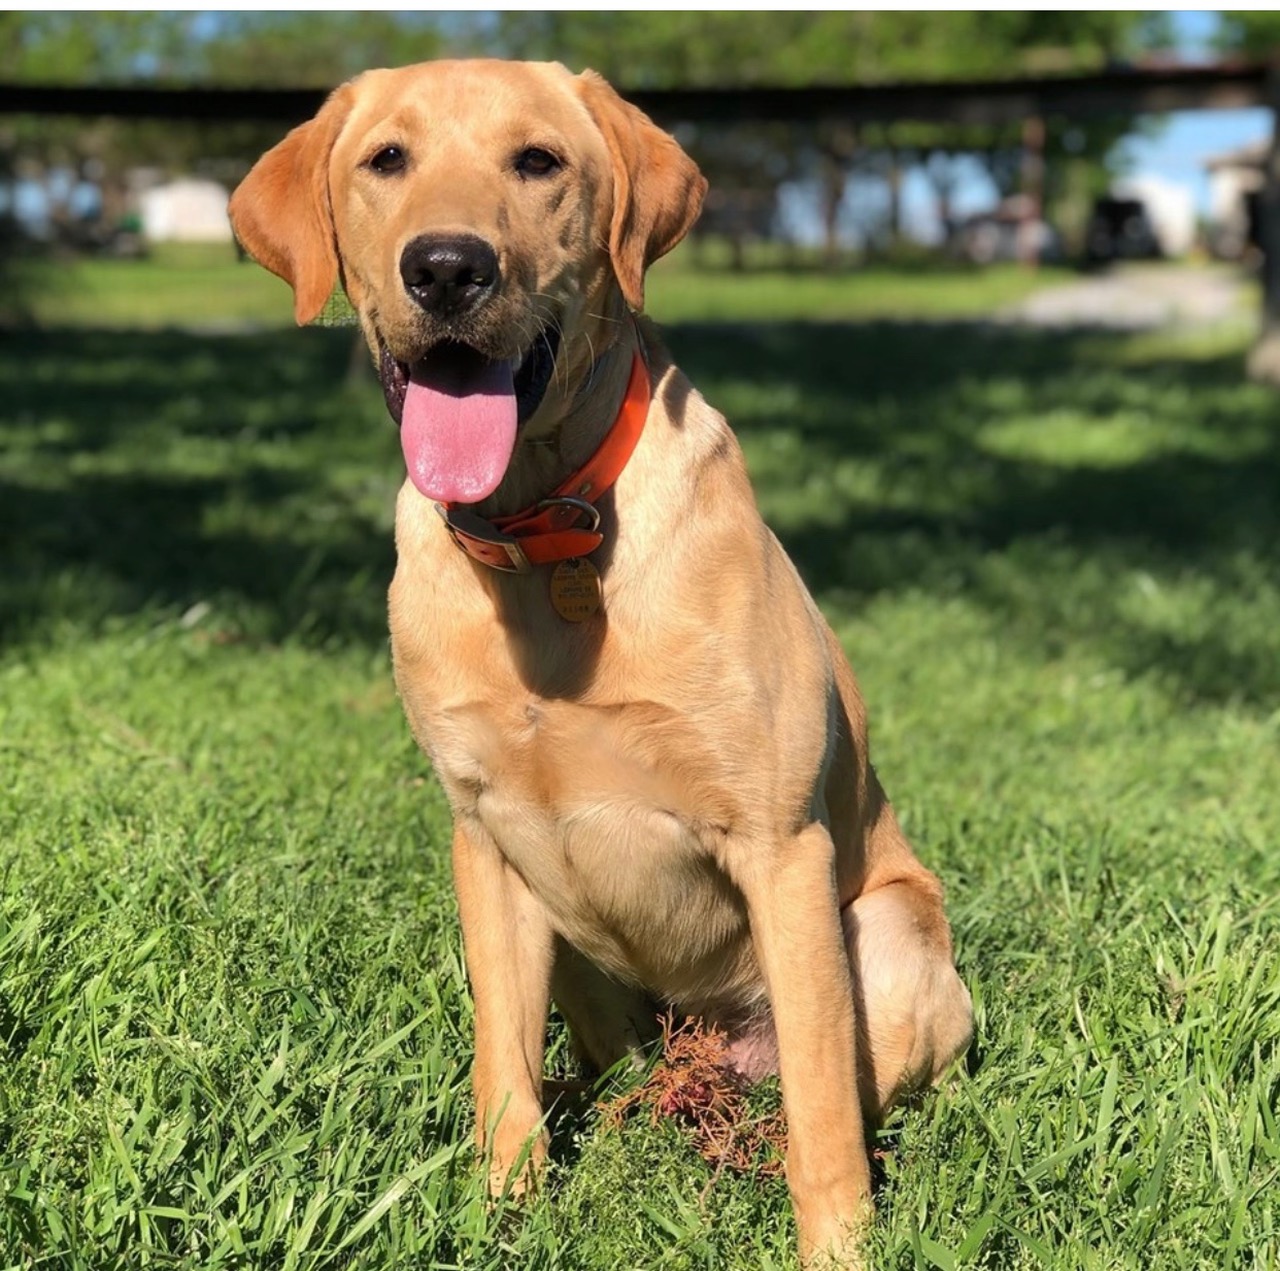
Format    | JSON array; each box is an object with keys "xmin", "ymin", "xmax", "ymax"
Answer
[{"xmin": 537, "ymin": 495, "xmax": 601, "ymax": 533}]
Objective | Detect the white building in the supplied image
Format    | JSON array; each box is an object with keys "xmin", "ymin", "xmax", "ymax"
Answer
[
  {"xmin": 138, "ymin": 177, "xmax": 233, "ymax": 243},
  {"xmin": 1204, "ymin": 141, "xmax": 1266, "ymax": 260},
  {"xmin": 1110, "ymin": 175, "xmax": 1197, "ymax": 258}
]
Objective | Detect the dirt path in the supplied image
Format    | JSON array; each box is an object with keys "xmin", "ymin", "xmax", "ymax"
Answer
[{"xmin": 999, "ymin": 263, "xmax": 1251, "ymax": 330}]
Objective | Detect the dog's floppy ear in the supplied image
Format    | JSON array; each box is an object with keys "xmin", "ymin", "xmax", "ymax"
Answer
[
  {"xmin": 577, "ymin": 70, "xmax": 707, "ymax": 312},
  {"xmin": 229, "ymin": 85, "xmax": 354, "ymax": 325}
]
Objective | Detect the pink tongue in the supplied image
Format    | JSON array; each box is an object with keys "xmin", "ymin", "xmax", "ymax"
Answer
[{"xmin": 400, "ymin": 357, "xmax": 517, "ymax": 503}]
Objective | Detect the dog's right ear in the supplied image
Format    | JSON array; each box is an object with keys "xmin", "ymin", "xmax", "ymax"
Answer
[{"xmin": 229, "ymin": 85, "xmax": 354, "ymax": 325}]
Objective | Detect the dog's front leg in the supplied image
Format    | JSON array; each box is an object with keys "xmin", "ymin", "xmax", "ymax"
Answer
[
  {"xmin": 740, "ymin": 822, "xmax": 873, "ymax": 1269},
  {"xmin": 451, "ymin": 820, "xmax": 555, "ymax": 1196}
]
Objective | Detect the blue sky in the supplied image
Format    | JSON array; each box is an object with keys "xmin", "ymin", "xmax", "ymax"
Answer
[{"xmin": 1120, "ymin": 108, "xmax": 1270, "ymax": 212}]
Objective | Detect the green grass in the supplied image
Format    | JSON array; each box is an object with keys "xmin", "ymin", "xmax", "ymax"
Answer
[
  {"xmin": 9, "ymin": 241, "xmax": 1069, "ymax": 329},
  {"xmin": 10, "ymin": 244, "xmax": 298, "ymax": 330},
  {"xmin": 2, "ymin": 301, "xmax": 1279, "ymax": 1269},
  {"xmin": 647, "ymin": 252, "xmax": 1074, "ymax": 323}
]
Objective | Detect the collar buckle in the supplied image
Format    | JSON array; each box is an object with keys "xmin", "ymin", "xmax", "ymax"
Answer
[{"xmin": 435, "ymin": 504, "xmax": 532, "ymax": 574}]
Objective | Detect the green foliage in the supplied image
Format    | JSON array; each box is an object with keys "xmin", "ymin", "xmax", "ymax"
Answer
[
  {"xmin": 1216, "ymin": 11, "xmax": 1280, "ymax": 55},
  {"xmin": 0, "ymin": 13, "xmax": 446, "ymax": 225},
  {"xmin": 0, "ymin": 12, "xmax": 1174, "ymax": 268},
  {"xmin": 0, "ymin": 12, "xmax": 181, "ymax": 83},
  {"xmin": 488, "ymin": 13, "xmax": 1169, "ymax": 262},
  {"xmin": 2, "ymin": 278, "xmax": 1278, "ymax": 1267},
  {"xmin": 194, "ymin": 13, "xmax": 443, "ymax": 89},
  {"xmin": 0, "ymin": 12, "xmax": 442, "ymax": 86},
  {"xmin": 0, "ymin": 11, "xmax": 1171, "ymax": 91},
  {"xmin": 494, "ymin": 12, "xmax": 1158, "ymax": 87}
]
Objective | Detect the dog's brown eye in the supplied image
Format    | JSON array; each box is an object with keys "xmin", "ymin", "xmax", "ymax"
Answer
[
  {"xmin": 515, "ymin": 147, "xmax": 561, "ymax": 178},
  {"xmin": 369, "ymin": 146, "xmax": 407, "ymax": 175}
]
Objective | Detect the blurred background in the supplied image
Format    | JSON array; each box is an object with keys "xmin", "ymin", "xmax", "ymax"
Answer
[
  {"xmin": 3, "ymin": 11, "xmax": 1280, "ymax": 340},
  {"xmin": 5, "ymin": 10, "xmax": 1280, "ymax": 651},
  {"xmin": 4, "ymin": 16, "xmax": 1280, "ymax": 1269}
]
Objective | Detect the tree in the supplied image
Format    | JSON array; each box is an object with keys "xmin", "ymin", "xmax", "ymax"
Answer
[
  {"xmin": 193, "ymin": 13, "xmax": 442, "ymax": 88},
  {"xmin": 487, "ymin": 12, "xmax": 1167, "ymax": 264},
  {"xmin": 1216, "ymin": 14, "xmax": 1280, "ymax": 382},
  {"xmin": 0, "ymin": 14, "xmax": 449, "ymax": 254},
  {"xmin": 1216, "ymin": 13, "xmax": 1280, "ymax": 55},
  {"xmin": 0, "ymin": 12, "xmax": 1170, "ymax": 264}
]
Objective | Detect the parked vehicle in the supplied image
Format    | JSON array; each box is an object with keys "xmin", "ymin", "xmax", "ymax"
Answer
[{"xmin": 1084, "ymin": 197, "xmax": 1161, "ymax": 264}]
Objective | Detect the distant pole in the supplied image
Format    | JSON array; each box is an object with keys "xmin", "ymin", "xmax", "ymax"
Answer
[
  {"xmin": 1020, "ymin": 115, "xmax": 1046, "ymax": 270},
  {"xmin": 1248, "ymin": 65, "xmax": 1280, "ymax": 384}
]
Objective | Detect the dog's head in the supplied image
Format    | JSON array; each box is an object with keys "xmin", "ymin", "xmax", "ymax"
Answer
[{"xmin": 229, "ymin": 59, "xmax": 706, "ymax": 504}]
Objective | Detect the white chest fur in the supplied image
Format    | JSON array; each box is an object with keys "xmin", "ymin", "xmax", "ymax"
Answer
[{"xmin": 426, "ymin": 694, "xmax": 760, "ymax": 1009}]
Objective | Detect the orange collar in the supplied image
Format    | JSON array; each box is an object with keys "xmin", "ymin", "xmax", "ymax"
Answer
[{"xmin": 435, "ymin": 348, "xmax": 650, "ymax": 573}]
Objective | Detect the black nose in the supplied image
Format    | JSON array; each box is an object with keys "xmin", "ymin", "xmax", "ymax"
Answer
[{"xmin": 399, "ymin": 234, "xmax": 499, "ymax": 317}]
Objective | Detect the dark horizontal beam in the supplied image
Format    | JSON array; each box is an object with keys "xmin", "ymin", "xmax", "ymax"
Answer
[
  {"xmin": 0, "ymin": 61, "xmax": 1272, "ymax": 130},
  {"xmin": 0, "ymin": 83, "xmax": 328, "ymax": 124}
]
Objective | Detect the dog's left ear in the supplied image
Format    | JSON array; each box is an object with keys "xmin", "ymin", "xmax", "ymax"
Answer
[
  {"xmin": 229, "ymin": 84, "xmax": 355, "ymax": 325},
  {"xmin": 577, "ymin": 70, "xmax": 708, "ymax": 312}
]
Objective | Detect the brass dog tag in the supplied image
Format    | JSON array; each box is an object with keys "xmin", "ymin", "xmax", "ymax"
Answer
[{"xmin": 549, "ymin": 558, "xmax": 602, "ymax": 622}]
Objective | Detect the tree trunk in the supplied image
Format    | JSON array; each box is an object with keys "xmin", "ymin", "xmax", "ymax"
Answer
[
  {"xmin": 817, "ymin": 121, "xmax": 858, "ymax": 269},
  {"xmin": 1248, "ymin": 70, "xmax": 1280, "ymax": 384},
  {"xmin": 884, "ymin": 148, "xmax": 902, "ymax": 252},
  {"xmin": 923, "ymin": 152, "xmax": 958, "ymax": 251},
  {"xmin": 1019, "ymin": 116, "xmax": 1046, "ymax": 270},
  {"xmin": 820, "ymin": 155, "xmax": 845, "ymax": 267}
]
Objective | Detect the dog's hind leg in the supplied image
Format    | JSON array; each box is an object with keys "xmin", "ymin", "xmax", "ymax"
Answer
[
  {"xmin": 842, "ymin": 875, "xmax": 974, "ymax": 1122},
  {"xmin": 551, "ymin": 938, "xmax": 660, "ymax": 1073}
]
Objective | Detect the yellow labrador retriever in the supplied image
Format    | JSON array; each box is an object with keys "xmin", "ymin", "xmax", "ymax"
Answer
[{"xmin": 230, "ymin": 59, "xmax": 972, "ymax": 1268}]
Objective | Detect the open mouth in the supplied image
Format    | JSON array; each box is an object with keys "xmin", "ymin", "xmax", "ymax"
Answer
[{"xmin": 379, "ymin": 328, "xmax": 561, "ymax": 504}]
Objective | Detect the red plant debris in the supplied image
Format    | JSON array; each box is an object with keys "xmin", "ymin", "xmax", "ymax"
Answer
[{"xmin": 599, "ymin": 1015, "xmax": 788, "ymax": 1177}]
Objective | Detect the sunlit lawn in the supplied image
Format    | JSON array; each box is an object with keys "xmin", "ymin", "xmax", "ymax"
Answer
[
  {"xmin": 12, "ymin": 239, "xmax": 1072, "ymax": 329},
  {"xmin": 1, "ymin": 271, "xmax": 1277, "ymax": 1269}
]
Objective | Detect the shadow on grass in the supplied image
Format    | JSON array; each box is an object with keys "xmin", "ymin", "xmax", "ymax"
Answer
[
  {"xmin": 3, "ymin": 320, "xmax": 1278, "ymax": 707},
  {"xmin": 0, "ymin": 325, "xmax": 395, "ymax": 649},
  {"xmin": 664, "ymin": 321, "xmax": 1280, "ymax": 709}
]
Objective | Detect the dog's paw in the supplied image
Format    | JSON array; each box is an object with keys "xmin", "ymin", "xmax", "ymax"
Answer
[
  {"xmin": 798, "ymin": 1207, "xmax": 874, "ymax": 1271},
  {"xmin": 484, "ymin": 1126, "xmax": 549, "ymax": 1202}
]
